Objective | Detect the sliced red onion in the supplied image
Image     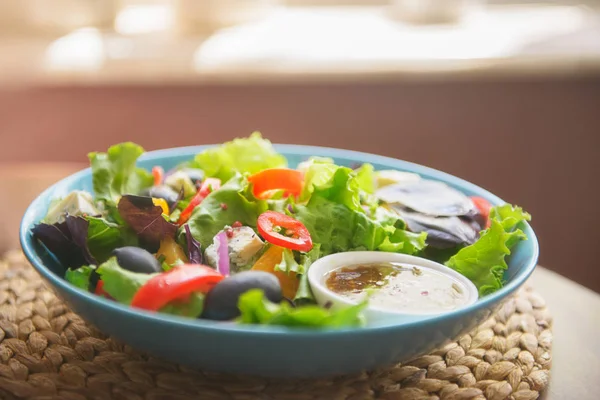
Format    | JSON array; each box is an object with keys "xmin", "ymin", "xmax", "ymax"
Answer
[{"xmin": 215, "ymin": 231, "xmax": 230, "ymax": 276}]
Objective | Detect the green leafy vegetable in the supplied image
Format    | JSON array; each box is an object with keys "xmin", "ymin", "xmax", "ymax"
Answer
[
  {"xmin": 273, "ymin": 249, "xmax": 301, "ymax": 274},
  {"xmin": 96, "ymin": 257, "xmax": 204, "ymax": 317},
  {"xmin": 88, "ymin": 142, "xmax": 153, "ymax": 203},
  {"xmin": 378, "ymin": 228, "xmax": 427, "ymax": 255},
  {"xmin": 97, "ymin": 257, "xmax": 155, "ymax": 304},
  {"xmin": 86, "ymin": 216, "xmax": 136, "ymax": 263},
  {"xmin": 293, "ymin": 244, "xmax": 321, "ymax": 304},
  {"xmin": 238, "ymin": 289, "xmax": 366, "ymax": 328},
  {"xmin": 301, "ymin": 163, "xmax": 365, "ymax": 212},
  {"xmin": 159, "ymin": 293, "xmax": 204, "ymax": 318},
  {"xmin": 445, "ymin": 204, "xmax": 531, "ymax": 296},
  {"xmin": 184, "ymin": 174, "xmax": 268, "ymax": 249},
  {"xmin": 192, "ymin": 132, "xmax": 287, "ymax": 182},
  {"xmin": 354, "ymin": 163, "xmax": 375, "ymax": 194},
  {"xmin": 65, "ymin": 265, "xmax": 95, "ymax": 290},
  {"xmin": 299, "ymin": 158, "xmax": 338, "ymax": 201},
  {"xmin": 293, "ymin": 195, "xmax": 426, "ymax": 256}
]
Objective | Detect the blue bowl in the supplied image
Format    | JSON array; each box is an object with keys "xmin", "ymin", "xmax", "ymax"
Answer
[{"xmin": 20, "ymin": 145, "xmax": 539, "ymax": 378}]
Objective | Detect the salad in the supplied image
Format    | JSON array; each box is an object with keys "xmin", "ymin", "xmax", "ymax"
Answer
[{"xmin": 32, "ymin": 133, "xmax": 531, "ymax": 329}]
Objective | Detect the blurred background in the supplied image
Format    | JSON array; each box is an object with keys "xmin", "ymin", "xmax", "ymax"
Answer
[{"xmin": 0, "ymin": 0, "xmax": 598, "ymax": 291}]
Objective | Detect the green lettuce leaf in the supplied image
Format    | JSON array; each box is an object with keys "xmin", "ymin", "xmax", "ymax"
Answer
[
  {"xmin": 96, "ymin": 258, "xmax": 204, "ymax": 317},
  {"xmin": 97, "ymin": 257, "xmax": 155, "ymax": 304},
  {"xmin": 293, "ymin": 195, "xmax": 426, "ymax": 256},
  {"xmin": 378, "ymin": 228, "xmax": 427, "ymax": 255},
  {"xmin": 86, "ymin": 216, "xmax": 136, "ymax": 262},
  {"xmin": 159, "ymin": 294, "xmax": 204, "ymax": 317},
  {"xmin": 354, "ymin": 163, "xmax": 375, "ymax": 194},
  {"xmin": 301, "ymin": 162, "xmax": 368, "ymax": 212},
  {"xmin": 238, "ymin": 289, "xmax": 366, "ymax": 328},
  {"xmin": 273, "ymin": 248, "xmax": 301, "ymax": 274},
  {"xmin": 445, "ymin": 204, "xmax": 531, "ymax": 296},
  {"xmin": 88, "ymin": 142, "xmax": 153, "ymax": 203},
  {"xmin": 184, "ymin": 174, "xmax": 268, "ymax": 249},
  {"xmin": 65, "ymin": 265, "xmax": 95, "ymax": 290},
  {"xmin": 293, "ymin": 244, "xmax": 321, "ymax": 304},
  {"xmin": 192, "ymin": 132, "xmax": 287, "ymax": 182},
  {"xmin": 299, "ymin": 158, "xmax": 338, "ymax": 201}
]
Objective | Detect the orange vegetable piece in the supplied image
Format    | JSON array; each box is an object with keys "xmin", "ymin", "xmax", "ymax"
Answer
[{"xmin": 251, "ymin": 245, "xmax": 299, "ymax": 299}]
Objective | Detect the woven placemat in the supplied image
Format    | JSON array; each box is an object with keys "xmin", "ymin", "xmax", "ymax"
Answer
[{"xmin": 0, "ymin": 250, "xmax": 552, "ymax": 400}]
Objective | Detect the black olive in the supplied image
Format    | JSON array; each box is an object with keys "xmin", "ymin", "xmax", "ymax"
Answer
[
  {"xmin": 140, "ymin": 185, "xmax": 179, "ymax": 206},
  {"xmin": 180, "ymin": 168, "xmax": 205, "ymax": 183},
  {"xmin": 201, "ymin": 271, "xmax": 283, "ymax": 321},
  {"xmin": 112, "ymin": 247, "xmax": 162, "ymax": 274}
]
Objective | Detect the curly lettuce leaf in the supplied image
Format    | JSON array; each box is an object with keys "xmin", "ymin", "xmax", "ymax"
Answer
[
  {"xmin": 184, "ymin": 174, "xmax": 268, "ymax": 249},
  {"xmin": 293, "ymin": 195, "xmax": 426, "ymax": 256},
  {"xmin": 65, "ymin": 265, "xmax": 95, "ymax": 290},
  {"xmin": 192, "ymin": 132, "xmax": 287, "ymax": 182},
  {"xmin": 299, "ymin": 158, "xmax": 338, "ymax": 201},
  {"xmin": 301, "ymin": 160, "xmax": 379, "ymax": 213},
  {"xmin": 238, "ymin": 289, "xmax": 366, "ymax": 328},
  {"xmin": 445, "ymin": 204, "xmax": 531, "ymax": 296},
  {"xmin": 88, "ymin": 142, "xmax": 153, "ymax": 203},
  {"xmin": 378, "ymin": 228, "xmax": 427, "ymax": 255},
  {"xmin": 354, "ymin": 163, "xmax": 375, "ymax": 194},
  {"xmin": 95, "ymin": 258, "xmax": 203, "ymax": 317}
]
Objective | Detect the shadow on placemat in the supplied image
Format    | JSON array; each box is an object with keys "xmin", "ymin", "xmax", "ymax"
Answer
[{"xmin": 0, "ymin": 250, "xmax": 552, "ymax": 400}]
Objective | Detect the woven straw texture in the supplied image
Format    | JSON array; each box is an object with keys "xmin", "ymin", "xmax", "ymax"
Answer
[{"xmin": 0, "ymin": 250, "xmax": 552, "ymax": 400}]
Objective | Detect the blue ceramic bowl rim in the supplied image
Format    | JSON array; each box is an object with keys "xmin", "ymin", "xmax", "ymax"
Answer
[{"xmin": 20, "ymin": 143, "xmax": 539, "ymax": 337}]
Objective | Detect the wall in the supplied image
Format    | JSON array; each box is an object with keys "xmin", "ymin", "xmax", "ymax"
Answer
[{"xmin": 0, "ymin": 75, "xmax": 598, "ymax": 291}]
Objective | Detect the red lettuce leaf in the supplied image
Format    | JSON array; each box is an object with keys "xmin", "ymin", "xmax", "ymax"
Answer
[{"xmin": 117, "ymin": 195, "xmax": 178, "ymax": 252}]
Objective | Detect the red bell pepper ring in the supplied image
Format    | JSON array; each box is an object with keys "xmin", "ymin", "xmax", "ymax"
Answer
[
  {"xmin": 257, "ymin": 211, "xmax": 313, "ymax": 252},
  {"xmin": 152, "ymin": 166, "xmax": 164, "ymax": 186},
  {"xmin": 248, "ymin": 168, "xmax": 303, "ymax": 199},
  {"xmin": 177, "ymin": 177, "xmax": 221, "ymax": 225},
  {"xmin": 131, "ymin": 264, "xmax": 224, "ymax": 311},
  {"xmin": 470, "ymin": 196, "xmax": 492, "ymax": 229}
]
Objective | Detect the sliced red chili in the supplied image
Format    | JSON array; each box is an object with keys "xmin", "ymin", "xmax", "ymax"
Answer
[
  {"xmin": 257, "ymin": 211, "xmax": 313, "ymax": 252},
  {"xmin": 470, "ymin": 196, "xmax": 492, "ymax": 229},
  {"xmin": 248, "ymin": 169, "xmax": 303, "ymax": 199},
  {"xmin": 131, "ymin": 264, "xmax": 224, "ymax": 311},
  {"xmin": 178, "ymin": 178, "xmax": 221, "ymax": 225}
]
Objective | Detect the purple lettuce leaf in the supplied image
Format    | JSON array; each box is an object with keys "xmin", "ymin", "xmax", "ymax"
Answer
[
  {"xmin": 32, "ymin": 216, "xmax": 97, "ymax": 268},
  {"xmin": 184, "ymin": 224, "xmax": 202, "ymax": 264}
]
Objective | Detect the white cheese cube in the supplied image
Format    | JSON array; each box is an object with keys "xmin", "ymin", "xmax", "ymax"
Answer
[
  {"xmin": 43, "ymin": 191, "xmax": 100, "ymax": 224},
  {"xmin": 205, "ymin": 226, "xmax": 264, "ymax": 273}
]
